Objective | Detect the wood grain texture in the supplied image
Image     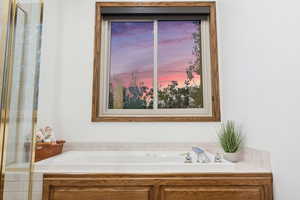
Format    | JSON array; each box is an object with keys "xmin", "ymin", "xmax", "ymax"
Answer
[
  {"xmin": 50, "ymin": 186, "xmax": 152, "ymax": 200},
  {"xmin": 92, "ymin": 1, "xmax": 221, "ymax": 122},
  {"xmin": 91, "ymin": 4, "xmax": 101, "ymax": 122},
  {"xmin": 96, "ymin": 2, "xmax": 217, "ymax": 7},
  {"xmin": 162, "ymin": 185, "xmax": 263, "ymax": 200},
  {"xmin": 43, "ymin": 173, "xmax": 273, "ymax": 200},
  {"xmin": 208, "ymin": 2, "xmax": 221, "ymax": 121}
]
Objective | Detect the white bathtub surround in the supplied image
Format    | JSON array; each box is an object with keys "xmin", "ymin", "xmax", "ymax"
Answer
[
  {"xmin": 62, "ymin": 142, "xmax": 271, "ymax": 170},
  {"xmin": 34, "ymin": 143, "xmax": 271, "ymax": 174},
  {"xmin": 35, "ymin": 150, "xmax": 234, "ymax": 173}
]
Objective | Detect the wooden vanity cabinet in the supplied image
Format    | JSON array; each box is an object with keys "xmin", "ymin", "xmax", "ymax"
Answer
[{"xmin": 43, "ymin": 173, "xmax": 273, "ymax": 200}]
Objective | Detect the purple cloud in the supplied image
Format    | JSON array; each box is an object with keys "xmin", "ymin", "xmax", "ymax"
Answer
[{"xmin": 109, "ymin": 21, "xmax": 200, "ymax": 89}]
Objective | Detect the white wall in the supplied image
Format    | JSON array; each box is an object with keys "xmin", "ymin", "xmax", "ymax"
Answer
[
  {"xmin": 39, "ymin": 0, "xmax": 300, "ymax": 199},
  {"xmin": 38, "ymin": 0, "xmax": 221, "ymax": 143},
  {"xmin": 219, "ymin": 0, "xmax": 300, "ymax": 199}
]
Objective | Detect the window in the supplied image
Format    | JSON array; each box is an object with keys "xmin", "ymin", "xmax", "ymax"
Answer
[{"xmin": 92, "ymin": 2, "xmax": 220, "ymax": 122}]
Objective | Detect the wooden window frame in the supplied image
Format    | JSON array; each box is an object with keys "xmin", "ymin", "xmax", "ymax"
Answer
[{"xmin": 92, "ymin": 2, "xmax": 220, "ymax": 122}]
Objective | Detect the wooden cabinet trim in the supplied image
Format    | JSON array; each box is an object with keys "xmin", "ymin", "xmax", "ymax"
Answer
[
  {"xmin": 43, "ymin": 173, "xmax": 273, "ymax": 200},
  {"xmin": 44, "ymin": 172, "xmax": 273, "ymax": 178}
]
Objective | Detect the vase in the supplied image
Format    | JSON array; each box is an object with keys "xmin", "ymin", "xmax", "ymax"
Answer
[{"xmin": 223, "ymin": 152, "xmax": 241, "ymax": 162}]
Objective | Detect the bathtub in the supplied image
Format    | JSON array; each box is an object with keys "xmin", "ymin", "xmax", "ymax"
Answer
[{"xmin": 34, "ymin": 150, "xmax": 234, "ymax": 173}]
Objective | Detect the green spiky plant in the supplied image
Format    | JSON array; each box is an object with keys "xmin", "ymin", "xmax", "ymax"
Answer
[{"xmin": 218, "ymin": 121, "xmax": 243, "ymax": 153}]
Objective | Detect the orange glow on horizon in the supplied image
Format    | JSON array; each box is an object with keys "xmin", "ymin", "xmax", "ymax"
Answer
[{"xmin": 111, "ymin": 70, "xmax": 200, "ymax": 89}]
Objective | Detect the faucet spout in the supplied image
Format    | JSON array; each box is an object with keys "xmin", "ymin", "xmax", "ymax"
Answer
[{"xmin": 192, "ymin": 147, "xmax": 211, "ymax": 163}]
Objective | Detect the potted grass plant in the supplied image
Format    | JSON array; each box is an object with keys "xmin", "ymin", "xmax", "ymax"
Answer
[{"xmin": 218, "ymin": 121, "xmax": 243, "ymax": 162}]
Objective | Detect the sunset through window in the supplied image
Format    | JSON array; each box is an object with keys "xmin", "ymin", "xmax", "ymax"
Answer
[{"xmin": 109, "ymin": 21, "xmax": 203, "ymax": 109}]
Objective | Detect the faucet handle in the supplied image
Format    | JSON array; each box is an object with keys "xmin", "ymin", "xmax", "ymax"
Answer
[{"xmin": 181, "ymin": 152, "xmax": 192, "ymax": 163}]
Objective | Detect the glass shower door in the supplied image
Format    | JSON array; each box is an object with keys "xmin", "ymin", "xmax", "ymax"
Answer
[{"xmin": 0, "ymin": 0, "xmax": 43, "ymax": 199}]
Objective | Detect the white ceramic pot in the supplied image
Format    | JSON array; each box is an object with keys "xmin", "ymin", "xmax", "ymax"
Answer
[{"xmin": 223, "ymin": 152, "xmax": 241, "ymax": 162}]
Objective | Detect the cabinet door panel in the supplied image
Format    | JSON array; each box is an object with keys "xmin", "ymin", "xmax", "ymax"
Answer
[
  {"xmin": 50, "ymin": 186, "xmax": 152, "ymax": 200},
  {"xmin": 161, "ymin": 186, "xmax": 264, "ymax": 200}
]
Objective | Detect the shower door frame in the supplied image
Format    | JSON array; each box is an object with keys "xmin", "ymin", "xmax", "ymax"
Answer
[{"xmin": 0, "ymin": 0, "xmax": 16, "ymax": 196}]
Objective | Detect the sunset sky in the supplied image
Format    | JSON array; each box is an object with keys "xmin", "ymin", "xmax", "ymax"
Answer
[{"xmin": 110, "ymin": 21, "xmax": 201, "ymax": 89}]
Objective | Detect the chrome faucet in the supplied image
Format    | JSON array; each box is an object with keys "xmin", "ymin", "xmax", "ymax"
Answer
[{"xmin": 192, "ymin": 147, "xmax": 211, "ymax": 163}]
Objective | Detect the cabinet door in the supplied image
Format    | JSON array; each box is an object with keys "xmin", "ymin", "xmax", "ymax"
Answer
[
  {"xmin": 49, "ymin": 186, "xmax": 152, "ymax": 200},
  {"xmin": 161, "ymin": 186, "xmax": 264, "ymax": 200}
]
